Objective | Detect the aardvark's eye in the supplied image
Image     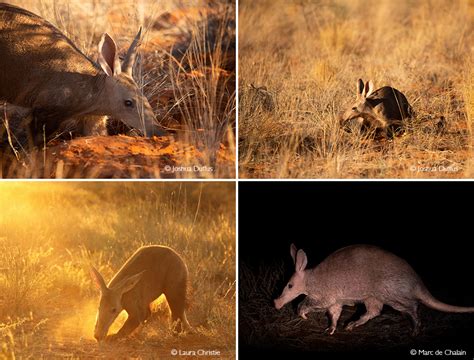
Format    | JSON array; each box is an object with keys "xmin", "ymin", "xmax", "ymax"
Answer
[
  {"xmin": 124, "ymin": 99, "xmax": 134, "ymax": 108},
  {"xmin": 111, "ymin": 308, "xmax": 117, "ymax": 314},
  {"xmin": 288, "ymin": 284, "xmax": 293, "ymax": 289}
]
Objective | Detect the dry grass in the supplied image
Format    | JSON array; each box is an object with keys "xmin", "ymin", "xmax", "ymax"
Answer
[
  {"xmin": 1, "ymin": 0, "xmax": 235, "ymax": 178},
  {"xmin": 0, "ymin": 182, "xmax": 235, "ymax": 358},
  {"xmin": 238, "ymin": 0, "xmax": 474, "ymax": 178}
]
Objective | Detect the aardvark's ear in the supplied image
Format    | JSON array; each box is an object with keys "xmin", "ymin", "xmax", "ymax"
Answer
[
  {"xmin": 114, "ymin": 271, "xmax": 145, "ymax": 296},
  {"xmin": 357, "ymin": 78, "xmax": 364, "ymax": 97},
  {"xmin": 295, "ymin": 249, "xmax": 308, "ymax": 273},
  {"xmin": 98, "ymin": 33, "xmax": 122, "ymax": 77},
  {"xmin": 90, "ymin": 266, "xmax": 108, "ymax": 293},
  {"xmin": 122, "ymin": 26, "xmax": 143, "ymax": 76},
  {"xmin": 290, "ymin": 243, "xmax": 298, "ymax": 264},
  {"xmin": 364, "ymin": 80, "xmax": 374, "ymax": 98}
]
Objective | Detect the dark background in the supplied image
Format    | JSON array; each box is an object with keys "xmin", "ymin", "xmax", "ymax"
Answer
[{"xmin": 239, "ymin": 181, "xmax": 474, "ymax": 359}]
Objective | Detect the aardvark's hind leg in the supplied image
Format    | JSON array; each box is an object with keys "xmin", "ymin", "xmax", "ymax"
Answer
[
  {"xmin": 345, "ymin": 297, "xmax": 383, "ymax": 331},
  {"xmin": 390, "ymin": 301, "xmax": 420, "ymax": 336}
]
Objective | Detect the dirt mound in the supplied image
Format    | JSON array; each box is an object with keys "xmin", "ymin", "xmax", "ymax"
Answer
[{"xmin": 2, "ymin": 135, "xmax": 234, "ymax": 178}]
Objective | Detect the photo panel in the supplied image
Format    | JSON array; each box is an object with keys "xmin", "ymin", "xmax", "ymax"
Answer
[
  {"xmin": 238, "ymin": 0, "xmax": 473, "ymax": 179},
  {"xmin": 0, "ymin": 182, "xmax": 235, "ymax": 358},
  {"xmin": 239, "ymin": 181, "xmax": 474, "ymax": 359}
]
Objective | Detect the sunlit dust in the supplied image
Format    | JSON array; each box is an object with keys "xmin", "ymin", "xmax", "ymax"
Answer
[{"xmin": 54, "ymin": 301, "xmax": 98, "ymax": 342}]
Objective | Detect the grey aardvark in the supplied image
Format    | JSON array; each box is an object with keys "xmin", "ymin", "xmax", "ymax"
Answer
[{"xmin": 274, "ymin": 244, "xmax": 474, "ymax": 335}]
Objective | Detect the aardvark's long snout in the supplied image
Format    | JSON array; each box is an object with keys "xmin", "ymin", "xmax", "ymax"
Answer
[
  {"xmin": 94, "ymin": 325, "xmax": 106, "ymax": 343},
  {"xmin": 274, "ymin": 298, "xmax": 285, "ymax": 310},
  {"xmin": 124, "ymin": 104, "xmax": 166, "ymax": 137},
  {"xmin": 94, "ymin": 332, "xmax": 103, "ymax": 342},
  {"xmin": 142, "ymin": 107, "xmax": 162, "ymax": 137}
]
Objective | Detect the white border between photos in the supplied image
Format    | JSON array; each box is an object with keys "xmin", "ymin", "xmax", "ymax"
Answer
[{"xmin": 235, "ymin": 0, "xmax": 240, "ymax": 358}]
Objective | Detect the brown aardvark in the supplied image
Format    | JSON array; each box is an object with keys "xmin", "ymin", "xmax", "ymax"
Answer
[
  {"xmin": 0, "ymin": 3, "xmax": 164, "ymax": 146},
  {"xmin": 90, "ymin": 245, "xmax": 191, "ymax": 342}
]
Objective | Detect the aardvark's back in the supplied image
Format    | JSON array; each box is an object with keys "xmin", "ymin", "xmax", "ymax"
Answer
[{"xmin": 0, "ymin": 3, "xmax": 99, "ymax": 104}]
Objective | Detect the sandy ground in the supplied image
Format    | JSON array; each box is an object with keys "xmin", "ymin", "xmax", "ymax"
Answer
[{"xmin": 2, "ymin": 135, "xmax": 235, "ymax": 178}]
